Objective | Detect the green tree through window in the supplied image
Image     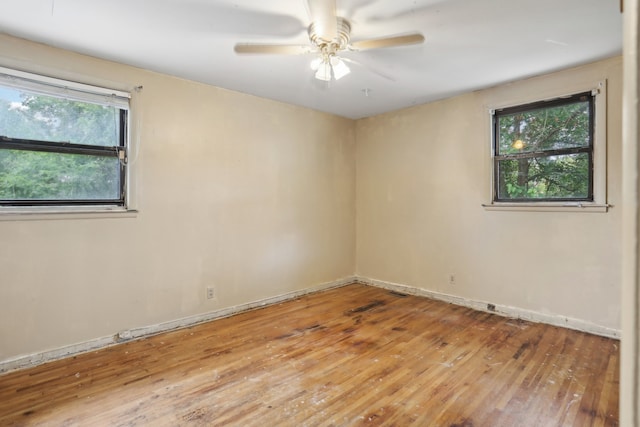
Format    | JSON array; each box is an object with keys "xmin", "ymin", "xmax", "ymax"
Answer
[
  {"xmin": 0, "ymin": 75, "xmax": 128, "ymax": 206},
  {"xmin": 493, "ymin": 92, "xmax": 593, "ymax": 202}
]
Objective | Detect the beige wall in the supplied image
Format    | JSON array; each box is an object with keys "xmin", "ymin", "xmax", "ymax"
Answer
[
  {"xmin": 0, "ymin": 35, "xmax": 356, "ymax": 362},
  {"xmin": 0, "ymin": 33, "xmax": 623, "ymax": 365},
  {"xmin": 356, "ymin": 56, "xmax": 622, "ymax": 331}
]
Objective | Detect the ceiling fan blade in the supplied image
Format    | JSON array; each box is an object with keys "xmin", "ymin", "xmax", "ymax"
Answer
[
  {"xmin": 234, "ymin": 44, "xmax": 313, "ymax": 55},
  {"xmin": 350, "ymin": 33, "xmax": 425, "ymax": 51},
  {"xmin": 307, "ymin": 0, "xmax": 338, "ymax": 42}
]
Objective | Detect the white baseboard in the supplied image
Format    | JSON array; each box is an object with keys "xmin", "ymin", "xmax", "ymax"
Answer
[
  {"xmin": 355, "ymin": 276, "xmax": 621, "ymax": 340},
  {"xmin": 0, "ymin": 276, "xmax": 355, "ymax": 374},
  {"xmin": 2, "ymin": 275, "xmax": 619, "ymax": 374}
]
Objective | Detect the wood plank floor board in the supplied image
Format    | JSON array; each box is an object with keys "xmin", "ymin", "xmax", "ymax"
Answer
[{"xmin": 0, "ymin": 284, "xmax": 619, "ymax": 426}]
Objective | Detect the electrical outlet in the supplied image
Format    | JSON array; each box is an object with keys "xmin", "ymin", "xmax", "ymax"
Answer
[
  {"xmin": 449, "ymin": 274, "xmax": 456, "ymax": 285},
  {"xmin": 206, "ymin": 286, "xmax": 215, "ymax": 300}
]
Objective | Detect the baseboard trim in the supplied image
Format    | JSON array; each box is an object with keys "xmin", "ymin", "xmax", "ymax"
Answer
[
  {"xmin": 2, "ymin": 275, "xmax": 619, "ymax": 373},
  {"xmin": 356, "ymin": 276, "xmax": 621, "ymax": 340},
  {"xmin": 0, "ymin": 276, "xmax": 355, "ymax": 374}
]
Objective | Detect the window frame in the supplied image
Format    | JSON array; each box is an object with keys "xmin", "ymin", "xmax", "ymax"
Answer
[
  {"xmin": 492, "ymin": 91, "xmax": 595, "ymax": 203},
  {"xmin": 484, "ymin": 80, "xmax": 608, "ymax": 213},
  {"xmin": 0, "ymin": 66, "xmax": 131, "ymax": 211}
]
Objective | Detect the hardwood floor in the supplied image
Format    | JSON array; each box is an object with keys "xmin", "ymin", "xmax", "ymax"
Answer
[{"xmin": 0, "ymin": 284, "xmax": 619, "ymax": 426}]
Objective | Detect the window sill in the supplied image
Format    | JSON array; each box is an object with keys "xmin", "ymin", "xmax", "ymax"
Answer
[
  {"xmin": 0, "ymin": 207, "xmax": 138, "ymax": 221},
  {"xmin": 482, "ymin": 203, "xmax": 610, "ymax": 213}
]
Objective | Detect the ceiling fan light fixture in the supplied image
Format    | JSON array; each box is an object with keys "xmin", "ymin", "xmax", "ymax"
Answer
[
  {"xmin": 315, "ymin": 61, "xmax": 332, "ymax": 81},
  {"xmin": 330, "ymin": 56, "xmax": 350, "ymax": 80},
  {"xmin": 310, "ymin": 57, "xmax": 323, "ymax": 71}
]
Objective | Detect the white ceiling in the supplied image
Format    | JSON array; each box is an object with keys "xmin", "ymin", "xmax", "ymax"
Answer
[{"xmin": 0, "ymin": 0, "xmax": 623, "ymax": 119}]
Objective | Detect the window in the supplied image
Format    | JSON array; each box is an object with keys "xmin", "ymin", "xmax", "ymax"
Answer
[
  {"xmin": 493, "ymin": 91, "xmax": 594, "ymax": 203},
  {"xmin": 0, "ymin": 67, "xmax": 130, "ymax": 209}
]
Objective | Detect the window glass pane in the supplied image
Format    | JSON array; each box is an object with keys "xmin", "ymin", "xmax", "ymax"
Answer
[
  {"xmin": 0, "ymin": 149, "xmax": 121, "ymax": 201},
  {"xmin": 0, "ymin": 86, "xmax": 121, "ymax": 147},
  {"xmin": 497, "ymin": 100, "xmax": 590, "ymax": 155},
  {"xmin": 497, "ymin": 153, "xmax": 590, "ymax": 200}
]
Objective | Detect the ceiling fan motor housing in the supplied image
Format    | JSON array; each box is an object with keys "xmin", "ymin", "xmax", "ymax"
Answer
[{"xmin": 308, "ymin": 17, "xmax": 351, "ymax": 54}]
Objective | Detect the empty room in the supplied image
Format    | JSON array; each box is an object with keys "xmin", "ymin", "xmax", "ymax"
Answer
[{"xmin": 0, "ymin": 0, "xmax": 638, "ymax": 425}]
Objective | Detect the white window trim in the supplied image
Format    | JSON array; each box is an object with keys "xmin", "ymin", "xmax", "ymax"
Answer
[
  {"xmin": 0, "ymin": 66, "xmax": 138, "ymax": 218},
  {"xmin": 482, "ymin": 79, "xmax": 608, "ymax": 213},
  {"xmin": 0, "ymin": 66, "xmax": 130, "ymax": 107}
]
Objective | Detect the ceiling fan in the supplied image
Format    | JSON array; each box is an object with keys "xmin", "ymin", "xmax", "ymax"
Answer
[{"xmin": 234, "ymin": 0, "xmax": 425, "ymax": 82}]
